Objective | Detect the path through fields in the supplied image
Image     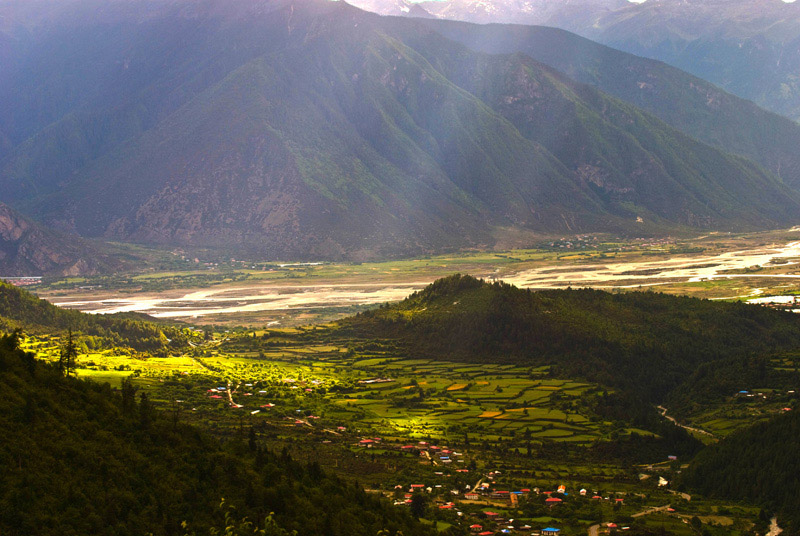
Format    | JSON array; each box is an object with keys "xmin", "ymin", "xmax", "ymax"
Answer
[{"xmin": 658, "ymin": 406, "xmax": 715, "ymax": 439}]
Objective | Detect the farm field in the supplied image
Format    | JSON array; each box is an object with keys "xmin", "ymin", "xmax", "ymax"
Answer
[{"xmin": 20, "ymin": 331, "xmax": 623, "ymax": 444}]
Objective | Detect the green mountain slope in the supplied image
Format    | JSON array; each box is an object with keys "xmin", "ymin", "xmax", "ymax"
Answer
[
  {"xmin": 342, "ymin": 275, "xmax": 800, "ymax": 402},
  {"xmin": 0, "ymin": 332, "xmax": 433, "ymax": 536},
  {"xmin": 418, "ymin": 19, "xmax": 800, "ymax": 191},
  {"xmin": 2, "ymin": 0, "xmax": 800, "ymax": 259}
]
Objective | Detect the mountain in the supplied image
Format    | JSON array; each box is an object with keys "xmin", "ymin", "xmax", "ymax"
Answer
[
  {"xmin": 342, "ymin": 274, "xmax": 800, "ymax": 402},
  {"xmin": 418, "ymin": 19, "xmax": 800, "ymax": 191},
  {"xmin": 2, "ymin": 0, "xmax": 800, "ymax": 260},
  {"xmin": 346, "ymin": 0, "xmax": 434, "ymax": 17},
  {"xmin": 354, "ymin": 0, "xmax": 630, "ymax": 26},
  {"xmin": 565, "ymin": 0, "xmax": 800, "ymax": 123},
  {"xmin": 0, "ymin": 202, "xmax": 122, "ymax": 277},
  {"xmin": 350, "ymin": 0, "xmax": 800, "ymax": 123}
]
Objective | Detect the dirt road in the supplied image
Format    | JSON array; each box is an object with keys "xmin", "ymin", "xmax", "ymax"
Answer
[{"xmin": 658, "ymin": 406, "xmax": 715, "ymax": 439}]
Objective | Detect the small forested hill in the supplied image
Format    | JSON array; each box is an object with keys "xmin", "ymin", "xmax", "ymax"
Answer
[
  {"xmin": 343, "ymin": 275, "xmax": 800, "ymax": 401},
  {"xmin": 681, "ymin": 410, "xmax": 800, "ymax": 534},
  {"xmin": 0, "ymin": 202, "xmax": 121, "ymax": 277},
  {"xmin": 0, "ymin": 333, "xmax": 433, "ymax": 536},
  {"xmin": 0, "ymin": 280, "xmax": 187, "ymax": 352}
]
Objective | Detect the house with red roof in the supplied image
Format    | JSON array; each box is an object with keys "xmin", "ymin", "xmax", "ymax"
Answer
[{"xmin": 545, "ymin": 497, "xmax": 563, "ymax": 507}]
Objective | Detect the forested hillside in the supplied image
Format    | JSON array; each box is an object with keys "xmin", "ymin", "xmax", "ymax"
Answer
[
  {"xmin": 343, "ymin": 275, "xmax": 800, "ymax": 401},
  {"xmin": 0, "ymin": 332, "xmax": 433, "ymax": 536},
  {"xmin": 682, "ymin": 410, "xmax": 800, "ymax": 534},
  {"xmin": 0, "ymin": 280, "xmax": 187, "ymax": 352}
]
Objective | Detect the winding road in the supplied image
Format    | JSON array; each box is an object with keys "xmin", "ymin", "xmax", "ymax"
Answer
[{"xmin": 658, "ymin": 406, "xmax": 715, "ymax": 439}]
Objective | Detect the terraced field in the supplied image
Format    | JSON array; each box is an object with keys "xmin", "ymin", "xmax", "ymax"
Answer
[{"xmin": 18, "ymin": 330, "xmax": 637, "ymax": 445}]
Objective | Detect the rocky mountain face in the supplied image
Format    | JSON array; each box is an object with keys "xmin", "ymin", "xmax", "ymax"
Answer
[
  {"xmin": 0, "ymin": 203, "xmax": 120, "ymax": 277},
  {"xmin": 350, "ymin": 0, "xmax": 800, "ymax": 122},
  {"xmin": 1, "ymin": 0, "xmax": 800, "ymax": 261}
]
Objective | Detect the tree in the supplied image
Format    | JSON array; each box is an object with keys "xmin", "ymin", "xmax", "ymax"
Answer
[
  {"xmin": 59, "ymin": 329, "xmax": 78, "ymax": 377},
  {"xmin": 410, "ymin": 494, "xmax": 427, "ymax": 519},
  {"xmin": 185, "ymin": 499, "xmax": 298, "ymax": 536},
  {"xmin": 121, "ymin": 378, "xmax": 137, "ymax": 416},
  {"xmin": 139, "ymin": 392, "xmax": 152, "ymax": 430},
  {"xmin": 248, "ymin": 428, "xmax": 257, "ymax": 451}
]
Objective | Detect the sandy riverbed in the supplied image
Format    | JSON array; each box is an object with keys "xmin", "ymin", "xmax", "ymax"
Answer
[{"xmin": 45, "ymin": 238, "xmax": 800, "ymax": 324}]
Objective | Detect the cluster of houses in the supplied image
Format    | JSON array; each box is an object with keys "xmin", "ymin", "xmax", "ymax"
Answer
[
  {"xmin": 282, "ymin": 377, "xmax": 324, "ymax": 392},
  {"xmin": 387, "ymin": 470, "xmax": 634, "ymax": 535},
  {"xmin": 403, "ymin": 441, "xmax": 464, "ymax": 463},
  {"xmin": 358, "ymin": 377, "xmax": 395, "ymax": 384},
  {"xmin": 2, "ymin": 276, "xmax": 42, "ymax": 287},
  {"xmin": 467, "ymin": 513, "xmax": 558, "ymax": 535},
  {"xmin": 357, "ymin": 440, "xmax": 466, "ymax": 466},
  {"xmin": 390, "ymin": 486, "xmax": 565, "ymax": 536},
  {"xmin": 463, "ymin": 482, "xmax": 625, "ymax": 507}
]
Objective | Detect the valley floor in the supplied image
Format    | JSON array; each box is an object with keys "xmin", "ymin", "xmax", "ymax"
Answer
[
  {"xmin": 32, "ymin": 227, "xmax": 800, "ymax": 327},
  {"xmin": 17, "ymin": 323, "xmax": 784, "ymax": 536}
]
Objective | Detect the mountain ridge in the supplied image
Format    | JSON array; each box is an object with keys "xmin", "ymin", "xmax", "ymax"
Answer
[
  {"xmin": 2, "ymin": 0, "xmax": 800, "ymax": 259},
  {"xmin": 417, "ymin": 18, "xmax": 800, "ymax": 191},
  {"xmin": 350, "ymin": 0, "xmax": 800, "ymax": 122}
]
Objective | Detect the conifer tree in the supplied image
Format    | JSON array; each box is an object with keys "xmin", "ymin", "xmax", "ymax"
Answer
[{"xmin": 59, "ymin": 329, "xmax": 78, "ymax": 377}]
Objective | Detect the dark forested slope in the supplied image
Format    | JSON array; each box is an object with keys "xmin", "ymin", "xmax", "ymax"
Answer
[
  {"xmin": 682, "ymin": 410, "xmax": 800, "ymax": 534},
  {"xmin": 0, "ymin": 280, "xmax": 187, "ymax": 352}
]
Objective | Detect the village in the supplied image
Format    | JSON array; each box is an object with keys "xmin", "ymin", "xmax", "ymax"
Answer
[{"xmin": 353, "ymin": 437, "xmax": 678, "ymax": 536}]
